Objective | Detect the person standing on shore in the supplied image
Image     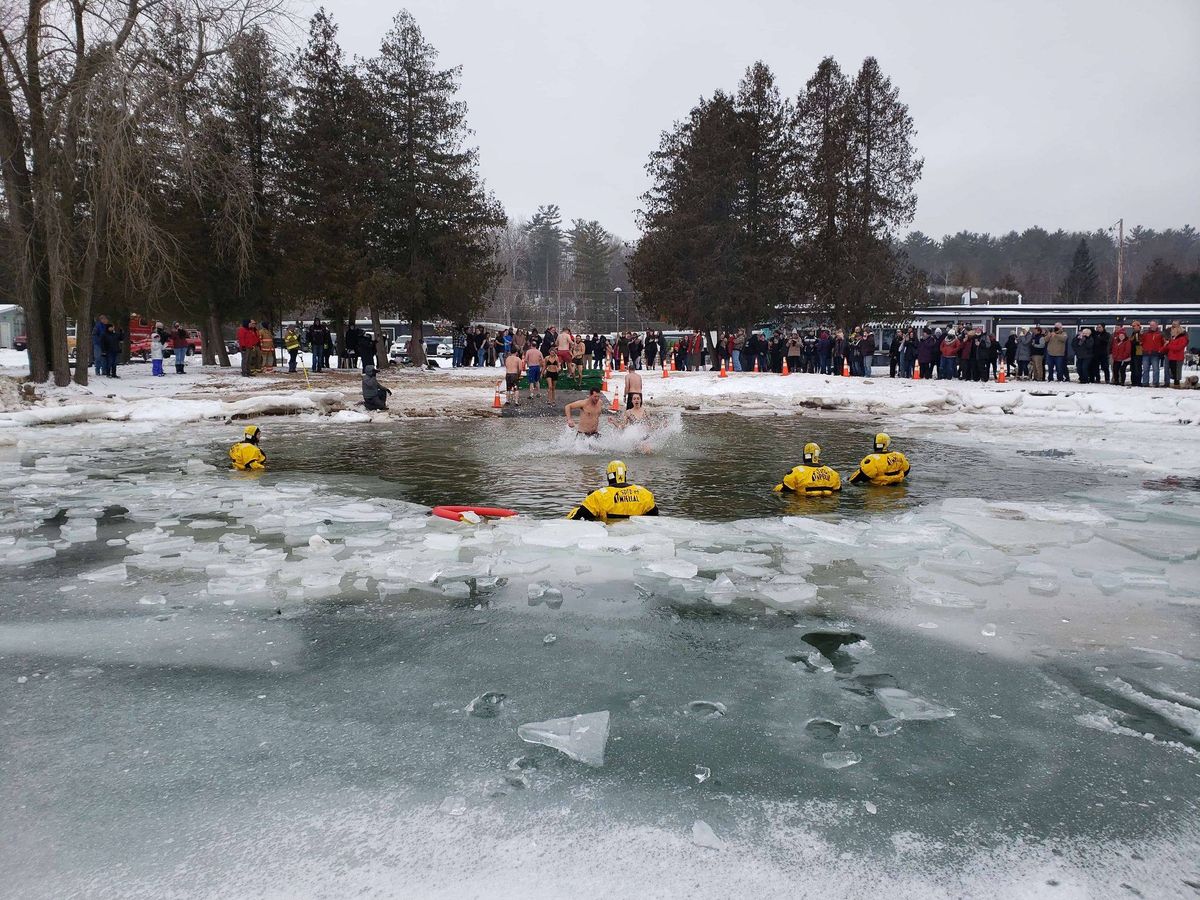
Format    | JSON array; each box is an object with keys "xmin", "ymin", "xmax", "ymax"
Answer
[
  {"xmin": 237, "ymin": 319, "xmax": 258, "ymax": 377},
  {"xmin": 284, "ymin": 324, "xmax": 301, "ymax": 373}
]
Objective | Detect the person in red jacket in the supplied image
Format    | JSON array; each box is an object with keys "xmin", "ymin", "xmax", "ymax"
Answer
[
  {"xmin": 1165, "ymin": 325, "xmax": 1189, "ymax": 387},
  {"xmin": 956, "ymin": 328, "xmax": 975, "ymax": 380},
  {"xmin": 938, "ymin": 332, "xmax": 960, "ymax": 380},
  {"xmin": 236, "ymin": 319, "xmax": 260, "ymax": 378},
  {"xmin": 1140, "ymin": 320, "xmax": 1166, "ymax": 387},
  {"xmin": 1110, "ymin": 328, "xmax": 1132, "ymax": 386}
]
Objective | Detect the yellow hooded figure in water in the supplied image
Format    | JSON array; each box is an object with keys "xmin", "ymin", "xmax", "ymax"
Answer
[
  {"xmin": 567, "ymin": 460, "xmax": 658, "ymax": 521},
  {"xmin": 229, "ymin": 425, "xmax": 267, "ymax": 471},
  {"xmin": 773, "ymin": 443, "xmax": 841, "ymax": 496},
  {"xmin": 849, "ymin": 433, "xmax": 910, "ymax": 485}
]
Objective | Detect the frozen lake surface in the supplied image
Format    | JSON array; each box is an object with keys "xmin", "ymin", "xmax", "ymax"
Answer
[{"xmin": 0, "ymin": 415, "xmax": 1197, "ymax": 898}]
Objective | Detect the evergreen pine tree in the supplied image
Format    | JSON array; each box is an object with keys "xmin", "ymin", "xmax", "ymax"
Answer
[
  {"xmin": 1058, "ymin": 238, "xmax": 1098, "ymax": 303},
  {"xmin": 568, "ymin": 219, "xmax": 615, "ymax": 295},
  {"xmin": 630, "ymin": 91, "xmax": 742, "ymax": 333},
  {"xmin": 359, "ymin": 10, "xmax": 505, "ymax": 365},
  {"xmin": 525, "ymin": 204, "xmax": 566, "ymax": 296}
]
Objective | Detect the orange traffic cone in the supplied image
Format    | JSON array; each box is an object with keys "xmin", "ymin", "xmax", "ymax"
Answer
[
  {"xmin": 601, "ymin": 376, "xmax": 609, "ymax": 392},
  {"xmin": 753, "ymin": 358, "xmax": 760, "ymax": 373},
  {"xmin": 997, "ymin": 366, "xmax": 1007, "ymax": 384},
  {"xmin": 493, "ymin": 384, "xmax": 502, "ymax": 408},
  {"xmin": 619, "ymin": 358, "xmax": 626, "ymax": 372},
  {"xmin": 669, "ymin": 358, "xmax": 676, "ymax": 372},
  {"xmin": 719, "ymin": 361, "xmax": 728, "ymax": 378},
  {"xmin": 842, "ymin": 360, "xmax": 850, "ymax": 376},
  {"xmin": 611, "ymin": 390, "xmax": 620, "ymax": 411},
  {"xmin": 781, "ymin": 358, "xmax": 789, "ymax": 376},
  {"xmin": 913, "ymin": 365, "xmax": 921, "ymax": 380},
  {"xmin": 662, "ymin": 364, "xmax": 669, "ymax": 379}
]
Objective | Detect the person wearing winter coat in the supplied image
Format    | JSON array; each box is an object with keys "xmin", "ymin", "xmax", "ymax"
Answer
[
  {"xmin": 956, "ymin": 330, "xmax": 975, "ymax": 380},
  {"xmin": 938, "ymin": 333, "xmax": 960, "ymax": 380},
  {"xmin": 832, "ymin": 332, "xmax": 846, "ymax": 376},
  {"xmin": 816, "ymin": 329, "xmax": 832, "ymax": 375},
  {"xmin": 973, "ymin": 330, "xmax": 994, "ymax": 382},
  {"xmin": 1072, "ymin": 329, "xmax": 1095, "ymax": 383},
  {"xmin": 1165, "ymin": 326, "xmax": 1188, "ymax": 387},
  {"xmin": 1004, "ymin": 333, "xmax": 1018, "ymax": 374},
  {"xmin": 237, "ymin": 319, "xmax": 259, "ymax": 377},
  {"xmin": 1045, "ymin": 324, "xmax": 1069, "ymax": 382},
  {"xmin": 344, "ymin": 325, "xmax": 363, "ymax": 369},
  {"xmin": 91, "ymin": 316, "xmax": 109, "ymax": 376},
  {"xmin": 258, "ymin": 322, "xmax": 275, "ymax": 373},
  {"xmin": 1140, "ymin": 321, "xmax": 1166, "ymax": 387},
  {"xmin": 1029, "ymin": 327, "xmax": 1047, "ymax": 381},
  {"xmin": 358, "ymin": 330, "xmax": 377, "ymax": 370},
  {"xmin": 916, "ymin": 329, "xmax": 937, "ymax": 380},
  {"xmin": 362, "ymin": 365, "xmax": 391, "ymax": 410},
  {"xmin": 1015, "ymin": 328, "xmax": 1033, "ymax": 379},
  {"xmin": 1110, "ymin": 328, "xmax": 1131, "ymax": 385},
  {"xmin": 284, "ymin": 325, "xmax": 301, "ymax": 373},
  {"xmin": 171, "ymin": 323, "xmax": 189, "ymax": 374},
  {"xmin": 901, "ymin": 329, "xmax": 918, "ymax": 378},
  {"xmin": 100, "ymin": 323, "xmax": 122, "ymax": 377},
  {"xmin": 306, "ymin": 319, "xmax": 331, "ymax": 372},
  {"xmin": 888, "ymin": 332, "xmax": 902, "ymax": 378},
  {"xmin": 1090, "ymin": 324, "xmax": 1111, "ymax": 384},
  {"xmin": 150, "ymin": 333, "xmax": 165, "ymax": 377}
]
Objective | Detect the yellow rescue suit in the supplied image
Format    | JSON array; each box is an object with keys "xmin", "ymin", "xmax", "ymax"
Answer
[
  {"xmin": 850, "ymin": 451, "xmax": 910, "ymax": 485},
  {"xmin": 774, "ymin": 465, "xmax": 842, "ymax": 495},
  {"xmin": 229, "ymin": 441, "xmax": 267, "ymax": 471},
  {"xmin": 567, "ymin": 484, "xmax": 658, "ymax": 521}
]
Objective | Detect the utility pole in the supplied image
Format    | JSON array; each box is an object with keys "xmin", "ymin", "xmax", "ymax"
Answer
[{"xmin": 1116, "ymin": 218, "xmax": 1124, "ymax": 304}]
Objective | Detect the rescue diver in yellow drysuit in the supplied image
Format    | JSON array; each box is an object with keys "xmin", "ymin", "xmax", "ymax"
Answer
[
  {"xmin": 849, "ymin": 433, "xmax": 909, "ymax": 485},
  {"xmin": 229, "ymin": 424, "xmax": 267, "ymax": 471},
  {"xmin": 773, "ymin": 443, "xmax": 841, "ymax": 495},
  {"xmin": 567, "ymin": 460, "xmax": 658, "ymax": 521}
]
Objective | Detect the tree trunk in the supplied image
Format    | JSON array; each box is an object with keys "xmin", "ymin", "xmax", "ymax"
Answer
[{"xmin": 409, "ymin": 317, "xmax": 426, "ymax": 367}]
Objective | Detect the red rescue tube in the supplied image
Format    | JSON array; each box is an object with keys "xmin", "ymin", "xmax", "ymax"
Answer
[{"xmin": 430, "ymin": 505, "xmax": 518, "ymax": 522}]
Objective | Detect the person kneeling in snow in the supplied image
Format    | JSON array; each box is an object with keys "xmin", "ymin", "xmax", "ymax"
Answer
[
  {"xmin": 773, "ymin": 443, "xmax": 841, "ymax": 495},
  {"xmin": 567, "ymin": 460, "xmax": 658, "ymax": 522},
  {"xmin": 362, "ymin": 365, "xmax": 391, "ymax": 411},
  {"xmin": 849, "ymin": 433, "xmax": 910, "ymax": 485},
  {"xmin": 230, "ymin": 425, "xmax": 266, "ymax": 471}
]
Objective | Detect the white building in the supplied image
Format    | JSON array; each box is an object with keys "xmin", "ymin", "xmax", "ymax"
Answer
[{"xmin": 0, "ymin": 304, "xmax": 25, "ymax": 349}]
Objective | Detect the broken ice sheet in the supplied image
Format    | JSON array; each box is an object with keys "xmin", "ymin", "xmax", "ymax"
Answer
[
  {"xmin": 438, "ymin": 796, "xmax": 467, "ymax": 816},
  {"xmin": 517, "ymin": 711, "xmax": 610, "ymax": 767},
  {"xmin": 822, "ymin": 751, "xmax": 861, "ymax": 769},
  {"xmin": 691, "ymin": 819, "xmax": 725, "ymax": 850},
  {"xmin": 874, "ymin": 687, "xmax": 956, "ymax": 721},
  {"xmin": 693, "ymin": 765, "xmax": 711, "ymax": 783},
  {"xmin": 685, "ymin": 700, "xmax": 727, "ymax": 719},
  {"xmin": 465, "ymin": 691, "xmax": 506, "ymax": 718}
]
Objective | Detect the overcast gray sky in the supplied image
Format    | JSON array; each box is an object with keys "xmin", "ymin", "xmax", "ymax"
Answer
[{"xmin": 323, "ymin": 0, "xmax": 1200, "ymax": 241}]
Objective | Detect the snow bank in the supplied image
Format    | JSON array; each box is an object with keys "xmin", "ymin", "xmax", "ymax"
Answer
[
  {"xmin": 640, "ymin": 370, "xmax": 1200, "ymax": 425},
  {"xmin": 0, "ymin": 389, "xmax": 345, "ymax": 428}
]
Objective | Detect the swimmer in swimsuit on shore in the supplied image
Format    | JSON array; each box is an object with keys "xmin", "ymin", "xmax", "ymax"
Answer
[{"xmin": 564, "ymin": 387, "xmax": 606, "ymax": 436}]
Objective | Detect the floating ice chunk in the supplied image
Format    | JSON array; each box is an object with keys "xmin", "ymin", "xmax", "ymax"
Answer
[
  {"xmin": 79, "ymin": 563, "xmax": 127, "ymax": 583},
  {"xmin": 874, "ymin": 687, "xmax": 956, "ymax": 721},
  {"xmin": 543, "ymin": 634, "xmax": 557, "ymax": 645},
  {"xmin": 307, "ymin": 534, "xmax": 333, "ymax": 553},
  {"xmin": 527, "ymin": 582, "xmax": 563, "ymax": 608},
  {"xmin": 756, "ymin": 580, "xmax": 818, "ymax": 609},
  {"xmin": 648, "ymin": 558, "xmax": 699, "ymax": 579},
  {"xmin": 804, "ymin": 718, "xmax": 843, "ymax": 740},
  {"xmin": 137, "ymin": 595, "xmax": 167, "ymax": 606},
  {"xmin": 691, "ymin": 820, "xmax": 725, "ymax": 850},
  {"xmin": 440, "ymin": 582, "xmax": 471, "ymax": 600},
  {"xmin": 0, "ymin": 544, "xmax": 55, "ymax": 566},
  {"xmin": 704, "ymin": 573, "xmax": 738, "ymax": 606},
  {"xmin": 693, "ymin": 765, "xmax": 711, "ymax": 783},
  {"xmin": 1028, "ymin": 579, "xmax": 1060, "ymax": 597},
  {"xmin": 424, "ymin": 533, "xmax": 462, "ymax": 551},
  {"xmin": 822, "ymin": 751, "xmax": 861, "ymax": 769},
  {"xmin": 465, "ymin": 691, "xmax": 506, "ymax": 718},
  {"xmin": 1091, "ymin": 571, "xmax": 1124, "ymax": 596},
  {"xmin": 438, "ymin": 796, "xmax": 467, "ymax": 816},
  {"xmin": 310, "ymin": 503, "xmax": 393, "ymax": 524},
  {"xmin": 517, "ymin": 711, "xmax": 610, "ymax": 767},
  {"xmin": 460, "ymin": 510, "xmax": 482, "ymax": 525},
  {"xmin": 864, "ymin": 801, "xmax": 878, "ymax": 815},
  {"xmin": 686, "ymin": 700, "xmax": 727, "ymax": 719},
  {"xmin": 981, "ymin": 623, "xmax": 997, "ymax": 637}
]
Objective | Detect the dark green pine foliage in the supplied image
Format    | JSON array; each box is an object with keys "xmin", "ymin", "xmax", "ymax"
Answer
[
  {"xmin": 277, "ymin": 9, "xmax": 366, "ymax": 322},
  {"xmin": 1059, "ymin": 238, "xmax": 1099, "ymax": 303},
  {"xmin": 359, "ymin": 11, "xmax": 505, "ymax": 364},
  {"xmin": 525, "ymin": 204, "xmax": 567, "ymax": 296},
  {"xmin": 731, "ymin": 61, "xmax": 798, "ymax": 328},
  {"xmin": 1136, "ymin": 258, "xmax": 1200, "ymax": 302},
  {"xmin": 568, "ymin": 219, "xmax": 615, "ymax": 295},
  {"xmin": 629, "ymin": 91, "xmax": 743, "ymax": 332}
]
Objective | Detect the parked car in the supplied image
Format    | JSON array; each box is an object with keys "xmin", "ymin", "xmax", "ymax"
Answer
[
  {"xmin": 389, "ymin": 336, "xmax": 451, "ymax": 361},
  {"xmin": 14, "ymin": 334, "xmax": 26, "ymax": 351},
  {"xmin": 130, "ymin": 328, "xmax": 202, "ymax": 360}
]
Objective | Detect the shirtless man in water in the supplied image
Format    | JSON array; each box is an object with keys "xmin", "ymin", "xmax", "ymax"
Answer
[
  {"xmin": 624, "ymin": 367, "xmax": 643, "ymax": 410},
  {"xmin": 564, "ymin": 387, "xmax": 605, "ymax": 436}
]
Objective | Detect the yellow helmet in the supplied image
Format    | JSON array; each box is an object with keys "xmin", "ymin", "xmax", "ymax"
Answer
[
  {"xmin": 244, "ymin": 425, "xmax": 261, "ymax": 442},
  {"xmin": 874, "ymin": 433, "xmax": 891, "ymax": 452},
  {"xmin": 606, "ymin": 460, "xmax": 627, "ymax": 486},
  {"xmin": 803, "ymin": 442, "xmax": 821, "ymax": 465}
]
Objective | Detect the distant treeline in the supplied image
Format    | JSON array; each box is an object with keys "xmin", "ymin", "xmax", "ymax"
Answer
[{"xmin": 901, "ymin": 227, "xmax": 1200, "ymax": 303}]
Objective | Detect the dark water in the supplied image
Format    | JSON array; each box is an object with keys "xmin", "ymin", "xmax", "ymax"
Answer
[{"xmin": 258, "ymin": 414, "xmax": 1101, "ymax": 521}]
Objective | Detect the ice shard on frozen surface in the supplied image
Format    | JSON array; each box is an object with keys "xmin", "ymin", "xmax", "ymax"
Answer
[
  {"xmin": 517, "ymin": 711, "xmax": 610, "ymax": 767},
  {"xmin": 691, "ymin": 819, "xmax": 725, "ymax": 850},
  {"xmin": 874, "ymin": 687, "xmax": 956, "ymax": 721}
]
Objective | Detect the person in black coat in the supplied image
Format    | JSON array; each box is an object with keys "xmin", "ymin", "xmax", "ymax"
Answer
[
  {"xmin": 344, "ymin": 325, "xmax": 363, "ymax": 369},
  {"xmin": 362, "ymin": 365, "xmax": 391, "ymax": 410},
  {"xmin": 1004, "ymin": 333, "xmax": 1017, "ymax": 373},
  {"xmin": 358, "ymin": 331, "xmax": 377, "ymax": 370},
  {"xmin": 101, "ymin": 324, "xmax": 122, "ymax": 377},
  {"xmin": 1072, "ymin": 329, "xmax": 1095, "ymax": 384},
  {"xmin": 888, "ymin": 332, "xmax": 902, "ymax": 378},
  {"xmin": 1090, "ymin": 324, "xmax": 1111, "ymax": 384}
]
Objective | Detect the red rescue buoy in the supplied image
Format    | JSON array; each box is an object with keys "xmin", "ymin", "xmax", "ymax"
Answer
[{"xmin": 430, "ymin": 505, "xmax": 518, "ymax": 522}]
